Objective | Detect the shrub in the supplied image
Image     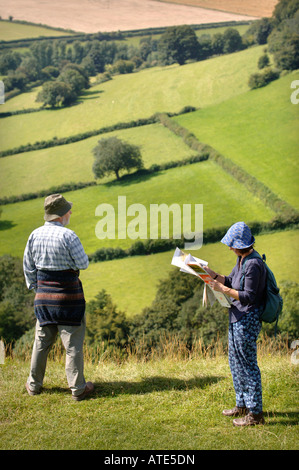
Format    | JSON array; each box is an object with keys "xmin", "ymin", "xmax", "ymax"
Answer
[
  {"xmin": 258, "ymin": 53, "xmax": 270, "ymax": 69},
  {"xmin": 248, "ymin": 67, "xmax": 280, "ymax": 89}
]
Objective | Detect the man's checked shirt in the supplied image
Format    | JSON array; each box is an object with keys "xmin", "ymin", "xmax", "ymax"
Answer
[{"xmin": 23, "ymin": 221, "xmax": 89, "ymax": 290}]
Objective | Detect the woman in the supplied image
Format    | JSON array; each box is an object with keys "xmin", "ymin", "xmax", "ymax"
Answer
[{"xmin": 205, "ymin": 222, "xmax": 266, "ymax": 426}]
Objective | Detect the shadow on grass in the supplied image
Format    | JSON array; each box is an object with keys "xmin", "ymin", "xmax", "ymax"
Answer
[
  {"xmin": 265, "ymin": 410, "xmax": 299, "ymax": 426},
  {"xmin": 94, "ymin": 374, "xmax": 224, "ymax": 397},
  {"xmin": 78, "ymin": 89, "xmax": 104, "ymax": 101},
  {"xmin": 39, "ymin": 386, "xmax": 299, "ymax": 426},
  {"xmin": 103, "ymin": 168, "xmax": 162, "ymax": 188},
  {"xmin": 40, "ymin": 375, "xmax": 223, "ymax": 399},
  {"xmin": 0, "ymin": 220, "xmax": 17, "ymax": 231}
]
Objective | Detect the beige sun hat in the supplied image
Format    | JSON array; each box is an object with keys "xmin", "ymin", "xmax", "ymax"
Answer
[{"xmin": 44, "ymin": 194, "xmax": 73, "ymax": 221}]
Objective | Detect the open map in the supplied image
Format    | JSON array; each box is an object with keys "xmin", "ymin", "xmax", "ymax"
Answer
[{"xmin": 171, "ymin": 247, "xmax": 231, "ymax": 308}]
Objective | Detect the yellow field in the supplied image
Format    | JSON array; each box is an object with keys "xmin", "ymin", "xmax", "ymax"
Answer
[
  {"xmin": 0, "ymin": 0, "xmax": 258, "ymax": 34},
  {"xmin": 158, "ymin": 0, "xmax": 278, "ymax": 18}
]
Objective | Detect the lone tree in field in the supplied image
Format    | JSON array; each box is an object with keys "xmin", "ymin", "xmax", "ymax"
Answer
[{"xmin": 92, "ymin": 137, "xmax": 143, "ymax": 180}]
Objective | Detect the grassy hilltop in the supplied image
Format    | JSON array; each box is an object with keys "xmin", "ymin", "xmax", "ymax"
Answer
[{"xmin": 1, "ymin": 345, "xmax": 298, "ymax": 450}]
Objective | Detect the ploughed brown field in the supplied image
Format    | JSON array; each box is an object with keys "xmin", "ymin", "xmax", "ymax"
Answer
[{"xmin": 0, "ymin": 0, "xmax": 259, "ymax": 33}]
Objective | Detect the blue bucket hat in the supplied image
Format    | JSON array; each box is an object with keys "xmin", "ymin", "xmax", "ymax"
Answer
[{"xmin": 221, "ymin": 222, "xmax": 255, "ymax": 249}]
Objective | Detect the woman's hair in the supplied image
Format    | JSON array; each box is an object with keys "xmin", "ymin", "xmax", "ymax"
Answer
[{"xmin": 237, "ymin": 244, "xmax": 254, "ymax": 255}]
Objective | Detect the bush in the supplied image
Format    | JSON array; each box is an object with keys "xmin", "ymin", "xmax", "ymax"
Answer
[
  {"xmin": 0, "ymin": 256, "xmax": 35, "ymax": 344},
  {"xmin": 248, "ymin": 67, "xmax": 280, "ymax": 89},
  {"xmin": 110, "ymin": 59, "xmax": 135, "ymax": 74},
  {"xmin": 85, "ymin": 290, "xmax": 130, "ymax": 348},
  {"xmin": 36, "ymin": 80, "xmax": 77, "ymax": 107},
  {"xmin": 258, "ymin": 53, "xmax": 270, "ymax": 69}
]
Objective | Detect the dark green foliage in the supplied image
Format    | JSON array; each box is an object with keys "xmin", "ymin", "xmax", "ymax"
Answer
[
  {"xmin": 248, "ymin": 67, "xmax": 280, "ymax": 89},
  {"xmin": 222, "ymin": 28, "xmax": 243, "ymax": 53},
  {"xmin": 262, "ymin": 281, "xmax": 299, "ymax": 338},
  {"xmin": 177, "ymin": 289, "xmax": 228, "ymax": 348},
  {"xmin": 3, "ymin": 70, "xmax": 28, "ymax": 92},
  {"xmin": 271, "ymin": 34, "xmax": 299, "ymax": 70},
  {"xmin": 273, "ymin": 0, "xmax": 299, "ymax": 22},
  {"xmin": 158, "ymin": 25, "xmax": 199, "ymax": 65},
  {"xmin": 85, "ymin": 289, "xmax": 130, "ymax": 348},
  {"xmin": 111, "ymin": 59, "xmax": 135, "ymax": 74},
  {"xmin": 129, "ymin": 269, "xmax": 200, "ymax": 349},
  {"xmin": 268, "ymin": 0, "xmax": 299, "ymax": 70},
  {"xmin": 245, "ymin": 18, "xmax": 274, "ymax": 45},
  {"xmin": 36, "ymin": 80, "xmax": 77, "ymax": 107},
  {"xmin": 258, "ymin": 53, "xmax": 270, "ymax": 69},
  {"xmin": 0, "ymin": 50, "xmax": 22, "ymax": 74},
  {"xmin": 92, "ymin": 136, "xmax": 143, "ymax": 180},
  {"xmin": 59, "ymin": 63, "xmax": 90, "ymax": 93},
  {"xmin": 0, "ymin": 256, "xmax": 35, "ymax": 344}
]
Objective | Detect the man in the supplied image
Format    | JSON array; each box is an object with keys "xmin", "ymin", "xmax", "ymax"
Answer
[{"xmin": 23, "ymin": 193, "xmax": 94, "ymax": 401}]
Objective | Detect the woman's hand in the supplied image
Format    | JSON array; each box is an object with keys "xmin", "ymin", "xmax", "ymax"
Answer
[
  {"xmin": 209, "ymin": 279, "xmax": 225, "ymax": 293},
  {"xmin": 209, "ymin": 279, "xmax": 239, "ymax": 301}
]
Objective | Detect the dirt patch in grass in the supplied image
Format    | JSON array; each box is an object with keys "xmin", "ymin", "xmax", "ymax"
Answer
[{"xmin": 0, "ymin": 0, "xmax": 259, "ymax": 34}]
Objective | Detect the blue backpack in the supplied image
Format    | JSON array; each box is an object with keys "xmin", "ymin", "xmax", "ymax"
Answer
[{"xmin": 240, "ymin": 252, "xmax": 283, "ymax": 329}]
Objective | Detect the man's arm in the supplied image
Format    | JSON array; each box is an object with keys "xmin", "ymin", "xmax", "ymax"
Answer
[
  {"xmin": 23, "ymin": 238, "xmax": 37, "ymax": 290},
  {"xmin": 69, "ymin": 236, "xmax": 89, "ymax": 270}
]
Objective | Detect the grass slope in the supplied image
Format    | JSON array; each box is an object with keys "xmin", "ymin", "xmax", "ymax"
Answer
[
  {"xmin": 175, "ymin": 71, "xmax": 299, "ymax": 210},
  {"xmin": 0, "ymin": 45, "xmax": 264, "ymax": 151},
  {"xmin": 0, "ymin": 353, "xmax": 298, "ymax": 450},
  {"xmin": 0, "ymin": 160, "xmax": 274, "ymax": 258}
]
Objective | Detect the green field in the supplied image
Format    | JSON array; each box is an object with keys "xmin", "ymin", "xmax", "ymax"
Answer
[
  {"xmin": 0, "ymin": 45, "xmax": 265, "ymax": 151},
  {"xmin": 1, "ymin": 18, "xmax": 298, "ymax": 453},
  {"xmin": 175, "ymin": 71, "xmax": 299, "ymax": 210},
  {"xmin": 0, "ymin": 160, "xmax": 275, "ymax": 257},
  {"xmin": 0, "ymin": 123, "xmax": 198, "ymax": 198},
  {"xmin": 0, "ymin": 20, "xmax": 75, "ymax": 40},
  {"xmin": 0, "ymin": 40, "xmax": 298, "ymax": 316}
]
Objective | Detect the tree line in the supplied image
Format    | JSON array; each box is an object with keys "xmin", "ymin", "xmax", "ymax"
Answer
[
  {"xmin": 0, "ymin": 10, "xmax": 290, "ymax": 107},
  {"xmin": 0, "ymin": 25, "xmax": 246, "ymax": 106},
  {"xmin": 247, "ymin": 0, "xmax": 299, "ymax": 89}
]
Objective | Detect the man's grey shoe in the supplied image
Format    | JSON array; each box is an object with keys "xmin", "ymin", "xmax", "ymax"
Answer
[
  {"xmin": 72, "ymin": 382, "xmax": 94, "ymax": 401},
  {"xmin": 25, "ymin": 383, "xmax": 40, "ymax": 396}
]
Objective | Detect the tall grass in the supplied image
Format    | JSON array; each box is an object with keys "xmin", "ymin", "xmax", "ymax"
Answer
[{"xmin": 9, "ymin": 332, "xmax": 291, "ymax": 365}]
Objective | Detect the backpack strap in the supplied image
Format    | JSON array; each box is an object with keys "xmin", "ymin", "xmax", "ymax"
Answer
[{"xmin": 239, "ymin": 251, "xmax": 263, "ymax": 291}]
